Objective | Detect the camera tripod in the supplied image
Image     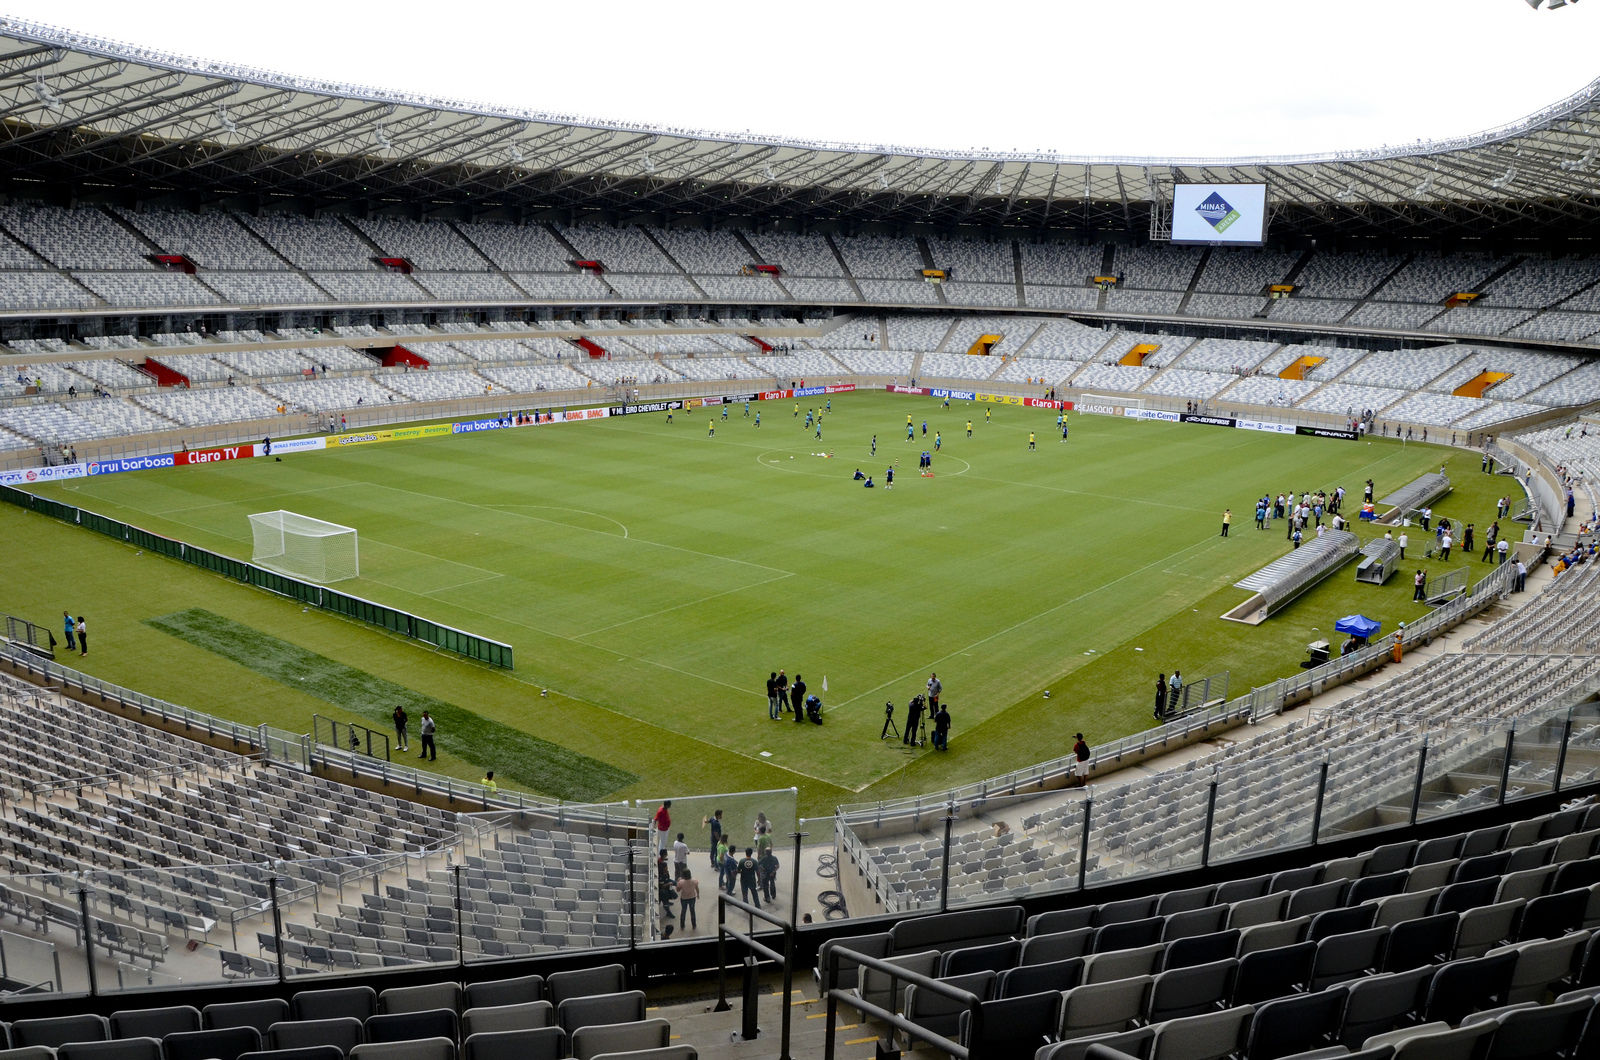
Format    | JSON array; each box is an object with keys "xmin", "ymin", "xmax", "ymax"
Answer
[{"xmin": 880, "ymin": 701, "xmax": 899, "ymax": 740}]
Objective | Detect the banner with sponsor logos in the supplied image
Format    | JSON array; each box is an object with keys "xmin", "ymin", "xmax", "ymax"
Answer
[
  {"xmin": 885, "ymin": 385, "xmax": 929, "ymax": 396},
  {"xmin": 1237, "ymin": 418, "xmax": 1298, "ymax": 435},
  {"xmin": 176, "ymin": 445, "xmax": 251, "ymax": 465},
  {"xmin": 1125, "ymin": 408, "xmax": 1182, "ymax": 423},
  {"xmin": 331, "ymin": 424, "xmax": 455, "ymax": 448},
  {"xmin": 1180, "ymin": 413, "xmax": 1238, "ymax": 428},
  {"xmin": 253, "ymin": 437, "xmax": 325, "ymax": 457},
  {"xmin": 0, "ymin": 463, "xmax": 87, "ymax": 486},
  {"xmin": 607, "ymin": 400, "xmax": 684, "ymax": 417},
  {"xmin": 1296, "ymin": 425, "xmax": 1359, "ymax": 441},
  {"xmin": 762, "ymin": 389, "xmax": 794, "ymax": 401},
  {"xmin": 930, "ymin": 387, "xmax": 977, "ymax": 401},
  {"xmin": 89, "ymin": 454, "xmax": 176, "ymax": 475}
]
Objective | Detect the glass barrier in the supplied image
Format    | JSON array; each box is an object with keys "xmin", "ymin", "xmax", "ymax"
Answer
[
  {"xmin": 1506, "ymin": 715, "xmax": 1565, "ymax": 802},
  {"xmin": 1318, "ymin": 738, "xmax": 1427, "ymax": 842},
  {"xmin": 1416, "ymin": 723, "xmax": 1511, "ymax": 826},
  {"xmin": 457, "ymin": 809, "xmax": 647, "ymax": 960},
  {"xmin": 943, "ymin": 792, "xmax": 1066, "ymax": 910},
  {"xmin": 1212, "ymin": 755, "xmax": 1325, "ymax": 866},
  {"xmin": 1560, "ymin": 701, "xmax": 1600, "ymax": 792}
]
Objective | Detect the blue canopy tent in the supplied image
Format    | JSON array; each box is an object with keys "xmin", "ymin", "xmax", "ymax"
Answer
[{"xmin": 1335, "ymin": 614, "xmax": 1382, "ymax": 639}]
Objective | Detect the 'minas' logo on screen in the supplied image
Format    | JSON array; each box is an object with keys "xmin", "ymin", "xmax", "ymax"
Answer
[{"xmin": 1195, "ymin": 191, "xmax": 1241, "ymax": 233}]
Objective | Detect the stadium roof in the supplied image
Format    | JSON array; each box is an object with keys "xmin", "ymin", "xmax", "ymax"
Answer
[{"xmin": 4, "ymin": 17, "xmax": 1600, "ymax": 239}]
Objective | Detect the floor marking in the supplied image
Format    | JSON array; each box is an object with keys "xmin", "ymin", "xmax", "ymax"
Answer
[
  {"xmin": 833, "ymin": 533, "xmax": 1222, "ymax": 716},
  {"xmin": 367, "ymin": 482, "xmax": 794, "ymax": 578},
  {"xmin": 483, "ymin": 503, "xmax": 629, "ymax": 538},
  {"xmin": 573, "ymin": 572, "xmax": 794, "ymax": 638}
]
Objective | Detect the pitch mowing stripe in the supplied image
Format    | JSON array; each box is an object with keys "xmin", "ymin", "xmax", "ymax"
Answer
[{"xmin": 144, "ymin": 607, "xmax": 637, "ymax": 801}]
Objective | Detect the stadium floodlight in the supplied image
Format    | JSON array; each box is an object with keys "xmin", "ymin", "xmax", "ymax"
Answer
[{"xmin": 250, "ymin": 510, "xmax": 360, "ymax": 583}]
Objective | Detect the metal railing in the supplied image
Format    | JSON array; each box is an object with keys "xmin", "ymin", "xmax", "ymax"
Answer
[
  {"xmin": 844, "ymin": 690, "xmax": 1600, "ymax": 915},
  {"xmin": 715, "ymin": 892, "xmax": 796, "ymax": 1060},
  {"xmin": 823, "ymin": 946, "xmax": 979, "ymax": 1060}
]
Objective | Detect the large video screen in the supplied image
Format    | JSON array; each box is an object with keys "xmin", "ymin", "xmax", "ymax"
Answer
[{"xmin": 1171, "ymin": 183, "xmax": 1269, "ymax": 245}]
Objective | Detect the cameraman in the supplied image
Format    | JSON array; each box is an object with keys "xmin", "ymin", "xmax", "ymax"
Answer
[
  {"xmin": 903, "ymin": 694, "xmax": 925, "ymax": 745},
  {"xmin": 932, "ymin": 703, "xmax": 950, "ymax": 750}
]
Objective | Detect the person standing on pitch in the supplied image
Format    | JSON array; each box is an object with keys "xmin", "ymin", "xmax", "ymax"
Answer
[
  {"xmin": 927, "ymin": 672, "xmax": 942, "ymax": 711},
  {"xmin": 790, "ymin": 674, "xmax": 807, "ymax": 724},
  {"xmin": 1028, "ymin": 431, "xmax": 1036, "ymax": 450},
  {"xmin": 418, "ymin": 710, "xmax": 436, "ymax": 761},
  {"xmin": 1168, "ymin": 671, "xmax": 1183, "ymax": 713},
  {"xmin": 903, "ymin": 694, "xmax": 925, "ymax": 745},
  {"xmin": 886, "ymin": 466, "xmax": 894, "ymax": 490},
  {"xmin": 775, "ymin": 670, "xmax": 789, "ymax": 714},
  {"xmin": 1221, "ymin": 509, "xmax": 1231, "ymax": 537},
  {"xmin": 766, "ymin": 672, "xmax": 780, "ymax": 720},
  {"xmin": 1154, "ymin": 675, "xmax": 1167, "ymax": 719},
  {"xmin": 932, "ymin": 703, "xmax": 950, "ymax": 750},
  {"xmin": 393, "ymin": 705, "xmax": 409, "ymax": 751}
]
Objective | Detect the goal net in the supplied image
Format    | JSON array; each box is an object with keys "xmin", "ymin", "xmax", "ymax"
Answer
[{"xmin": 249, "ymin": 510, "xmax": 360, "ymax": 583}]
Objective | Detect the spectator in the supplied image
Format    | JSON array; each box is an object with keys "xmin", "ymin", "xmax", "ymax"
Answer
[
  {"xmin": 676, "ymin": 868, "xmax": 699, "ymax": 932},
  {"xmin": 661, "ymin": 832, "xmax": 683, "ymax": 880},
  {"xmin": 653, "ymin": 800, "xmax": 672, "ymax": 855},
  {"xmin": 737, "ymin": 848, "xmax": 761, "ymax": 908}
]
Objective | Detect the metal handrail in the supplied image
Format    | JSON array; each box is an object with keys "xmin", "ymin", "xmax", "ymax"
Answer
[
  {"xmin": 715, "ymin": 892, "xmax": 796, "ymax": 1060},
  {"xmin": 824, "ymin": 945, "xmax": 979, "ymax": 1060}
]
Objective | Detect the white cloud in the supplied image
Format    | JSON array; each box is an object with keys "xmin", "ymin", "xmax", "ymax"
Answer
[{"xmin": 11, "ymin": 0, "xmax": 1598, "ymax": 158}]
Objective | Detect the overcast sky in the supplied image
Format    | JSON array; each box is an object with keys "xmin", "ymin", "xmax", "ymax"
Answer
[{"xmin": 9, "ymin": 0, "xmax": 1598, "ymax": 158}]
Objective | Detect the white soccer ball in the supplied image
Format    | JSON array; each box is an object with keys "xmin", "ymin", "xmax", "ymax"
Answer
[{"xmin": 789, "ymin": 455, "xmax": 794, "ymax": 459}]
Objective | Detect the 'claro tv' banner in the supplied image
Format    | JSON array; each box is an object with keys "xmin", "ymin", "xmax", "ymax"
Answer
[{"xmin": 973, "ymin": 392, "xmax": 1072, "ymax": 410}]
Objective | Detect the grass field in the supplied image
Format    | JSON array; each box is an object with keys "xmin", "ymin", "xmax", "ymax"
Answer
[{"xmin": 4, "ymin": 391, "xmax": 1511, "ymax": 816}]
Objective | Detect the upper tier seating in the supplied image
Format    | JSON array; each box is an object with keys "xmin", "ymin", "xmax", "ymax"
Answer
[
  {"xmin": 118, "ymin": 209, "xmax": 286, "ymax": 270},
  {"xmin": 239, "ymin": 215, "xmax": 376, "ymax": 270},
  {"xmin": 352, "ymin": 219, "xmax": 491, "ymax": 271}
]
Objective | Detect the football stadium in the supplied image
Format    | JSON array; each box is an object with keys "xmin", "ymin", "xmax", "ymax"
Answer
[{"xmin": 2, "ymin": 5, "xmax": 1600, "ymax": 1057}]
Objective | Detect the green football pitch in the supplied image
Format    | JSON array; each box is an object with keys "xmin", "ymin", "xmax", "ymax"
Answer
[{"xmin": 5, "ymin": 391, "xmax": 1506, "ymax": 816}]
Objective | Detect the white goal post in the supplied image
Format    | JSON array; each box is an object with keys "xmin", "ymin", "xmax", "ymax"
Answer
[{"xmin": 249, "ymin": 510, "xmax": 360, "ymax": 583}]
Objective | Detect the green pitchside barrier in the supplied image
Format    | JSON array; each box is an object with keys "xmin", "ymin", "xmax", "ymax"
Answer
[{"xmin": 1, "ymin": 484, "xmax": 514, "ymax": 669}]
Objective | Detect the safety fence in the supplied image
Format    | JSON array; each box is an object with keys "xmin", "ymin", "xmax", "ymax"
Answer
[
  {"xmin": 838, "ymin": 690, "xmax": 1600, "ymax": 915},
  {"xmin": 0, "ymin": 485, "xmax": 512, "ymax": 669}
]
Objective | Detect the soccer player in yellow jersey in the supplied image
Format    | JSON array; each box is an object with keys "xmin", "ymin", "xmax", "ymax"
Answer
[{"xmin": 966, "ymin": 420, "xmax": 973, "ymax": 437}]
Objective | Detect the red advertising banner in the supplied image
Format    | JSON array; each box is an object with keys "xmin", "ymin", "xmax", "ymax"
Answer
[
  {"xmin": 762, "ymin": 389, "xmax": 793, "ymax": 401},
  {"xmin": 176, "ymin": 445, "xmax": 251, "ymax": 465}
]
